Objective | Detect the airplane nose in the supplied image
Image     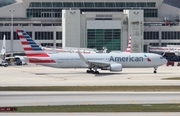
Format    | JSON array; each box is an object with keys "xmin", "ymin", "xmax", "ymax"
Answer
[{"xmin": 163, "ymin": 59, "xmax": 168, "ymax": 64}]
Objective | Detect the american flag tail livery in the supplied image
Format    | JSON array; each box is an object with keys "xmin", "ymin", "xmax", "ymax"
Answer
[
  {"xmin": 125, "ymin": 35, "xmax": 132, "ymax": 53},
  {"xmin": 17, "ymin": 29, "xmax": 56, "ymax": 64}
]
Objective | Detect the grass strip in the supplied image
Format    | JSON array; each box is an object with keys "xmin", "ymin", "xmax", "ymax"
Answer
[
  {"xmin": 0, "ymin": 86, "xmax": 180, "ymax": 91},
  {"xmin": 9, "ymin": 104, "xmax": 180, "ymax": 112},
  {"xmin": 162, "ymin": 77, "xmax": 180, "ymax": 80}
]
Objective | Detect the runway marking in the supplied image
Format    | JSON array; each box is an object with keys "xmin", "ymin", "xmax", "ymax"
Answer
[
  {"xmin": 127, "ymin": 77, "xmax": 132, "ymax": 80},
  {"xmin": 125, "ymin": 100, "xmax": 139, "ymax": 104},
  {"xmin": 169, "ymin": 100, "xmax": 180, "ymax": 103}
]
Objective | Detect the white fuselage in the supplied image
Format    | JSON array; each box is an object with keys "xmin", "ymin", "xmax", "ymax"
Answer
[{"xmin": 35, "ymin": 52, "xmax": 167, "ymax": 69}]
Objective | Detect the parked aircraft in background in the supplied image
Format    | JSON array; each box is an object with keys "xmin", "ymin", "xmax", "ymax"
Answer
[
  {"xmin": 17, "ymin": 29, "xmax": 167, "ymax": 74},
  {"xmin": 42, "ymin": 35, "xmax": 132, "ymax": 54},
  {"xmin": 149, "ymin": 45, "xmax": 180, "ymax": 56},
  {"xmin": 125, "ymin": 35, "xmax": 132, "ymax": 53},
  {"xmin": 149, "ymin": 45, "xmax": 180, "ymax": 64},
  {"xmin": 42, "ymin": 47, "xmax": 97, "ymax": 54}
]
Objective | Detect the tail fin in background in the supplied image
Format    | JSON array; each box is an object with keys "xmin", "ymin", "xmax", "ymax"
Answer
[
  {"xmin": 17, "ymin": 30, "xmax": 49, "ymax": 57},
  {"xmin": 126, "ymin": 35, "xmax": 132, "ymax": 53},
  {"xmin": 17, "ymin": 29, "xmax": 55, "ymax": 64},
  {"xmin": 1, "ymin": 35, "xmax": 6, "ymax": 54}
]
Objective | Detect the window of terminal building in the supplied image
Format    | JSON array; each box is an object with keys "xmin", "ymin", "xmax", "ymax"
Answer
[
  {"xmin": 52, "ymin": 2, "xmax": 63, "ymax": 7},
  {"xmin": 29, "ymin": 2, "xmax": 156, "ymax": 8},
  {"xmin": 0, "ymin": 32, "xmax": 10, "ymax": 40},
  {"xmin": 33, "ymin": 24, "xmax": 41, "ymax": 26},
  {"xmin": 87, "ymin": 29, "xmax": 121, "ymax": 50},
  {"xmin": 56, "ymin": 32, "xmax": 62, "ymax": 40},
  {"xmin": 144, "ymin": 9, "xmax": 158, "ymax": 17},
  {"xmin": 162, "ymin": 31, "xmax": 180, "ymax": 40},
  {"xmin": 161, "ymin": 43, "xmax": 180, "ymax": 47},
  {"xmin": 27, "ymin": 9, "xmax": 62, "ymax": 18},
  {"xmin": 74, "ymin": 2, "xmax": 84, "ymax": 7},
  {"xmin": 56, "ymin": 43, "xmax": 62, "ymax": 47},
  {"xmin": 84, "ymin": 2, "xmax": 94, "ymax": 7},
  {"xmin": 27, "ymin": 2, "xmax": 156, "ymax": 18},
  {"xmin": 81, "ymin": 9, "xmax": 123, "ymax": 12},
  {"xmin": 149, "ymin": 43, "xmax": 159, "ymax": 46},
  {"xmin": 144, "ymin": 32, "xmax": 159, "ymax": 40},
  {"xmin": 35, "ymin": 32, "xmax": 53, "ymax": 40},
  {"xmin": 41, "ymin": 43, "xmax": 53, "ymax": 47},
  {"xmin": 53, "ymin": 23, "xmax": 61, "ymax": 26},
  {"xmin": 42, "ymin": 24, "xmax": 52, "ymax": 26},
  {"xmin": 63, "ymin": 2, "xmax": 73, "ymax": 7},
  {"xmin": 30, "ymin": 2, "xmax": 42, "ymax": 7},
  {"xmin": 42, "ymin": 2, "xmax": 52, "ymax": 7}
]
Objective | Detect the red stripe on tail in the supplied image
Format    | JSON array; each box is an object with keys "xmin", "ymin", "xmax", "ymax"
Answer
[
  {"xmin": 17, "ymin": 30, "xmax": 21, "ymax": 32},
  {"xmin": 19, "ymin": 35, "xmax": 25, "ymax": 38},
  {"xmin": 24, "ymin": 48, "xmax": 33, "ymax": 50},
  {"xmin": 21, "ymin": 42, "xmax": 29, "ymax": 45}
]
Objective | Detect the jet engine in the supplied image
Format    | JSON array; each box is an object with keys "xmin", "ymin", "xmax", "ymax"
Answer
[{"xmin": 110, "ymin": 64, "xmax": 122, "ymax": 72}]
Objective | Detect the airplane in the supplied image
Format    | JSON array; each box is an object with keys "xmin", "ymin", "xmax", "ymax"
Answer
[
  {"xmin": 42, "ymin": 46, "xmax": 97, "ymax": 54},
  {"xmin": 17, "ymin": 29, "xmax": 167, "ymax": 74},
  {"xmin": 149, "ymin": 46, "xmax": 180, "ymax": 56},
  {"xmin": 42, "ymin": 35, "xmax": 132, "ymax": 54},
  {"xmin": 125, "ymin": 35, "xmax": 132, "ymax": 53}
]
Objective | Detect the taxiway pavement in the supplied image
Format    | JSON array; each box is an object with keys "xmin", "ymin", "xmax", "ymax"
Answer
[
  {"xmin": 1, "ymin": 92, "xmax": 180, "ymax": 106},
  {"xmin": 0, "ymin": 64, "xmax": 180, "ymax": 86}
]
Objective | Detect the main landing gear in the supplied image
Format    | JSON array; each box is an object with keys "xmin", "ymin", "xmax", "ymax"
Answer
[
  {"xmin": 154, "ymin": 67, "xmax": 157, "ymax": 73},
  {"xmin": 86, "ymin": 68, "xmax": 99, "ymax": 74}
]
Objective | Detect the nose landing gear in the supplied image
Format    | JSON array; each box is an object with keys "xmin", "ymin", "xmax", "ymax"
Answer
[{"xmin": 154, "ymin": 67, "xmax": 157, "ymax": 73}]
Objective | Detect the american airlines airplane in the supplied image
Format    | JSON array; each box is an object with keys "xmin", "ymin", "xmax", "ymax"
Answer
[{"xmin": 17, "ymin": 29, "xmax": 167, "ymax": 74}]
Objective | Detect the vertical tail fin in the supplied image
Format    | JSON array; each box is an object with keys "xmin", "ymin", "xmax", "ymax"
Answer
[
  {"xmin": 17, "ymin": 29, "xmax": 56, "ymax": 64},
  {"xmin": 126, "ymin": 35, "xmax": 132, "ymax": 53},
  {"xmin": 1, "ymin": 35, "xmax": 6, "ymax": 54},
  {"xmin": 17, "ymin": 29, "xmax": 49, "ymax": 57}
]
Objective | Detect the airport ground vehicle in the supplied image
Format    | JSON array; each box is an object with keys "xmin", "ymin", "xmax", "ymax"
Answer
[
  {"xmin": 0, "ymin": 59, "xmax": 8, "ymax": 67},
  {"xmin": 166, "ymin": 61, "xmax": 174, "ymax": 66},
  {"xmin": 177, "ymin": 63, "xmax": 180, "ymax": 66}
]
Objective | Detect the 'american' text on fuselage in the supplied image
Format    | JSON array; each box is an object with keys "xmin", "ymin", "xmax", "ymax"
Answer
[{"xmin": 109, "ymin": 56, "xmax": 144, "ymax": 62}]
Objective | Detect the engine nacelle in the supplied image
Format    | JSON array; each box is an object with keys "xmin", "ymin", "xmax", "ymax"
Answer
[{"xmin": 110, "ymin": 64, "xmax": 122, "ymax": 72}]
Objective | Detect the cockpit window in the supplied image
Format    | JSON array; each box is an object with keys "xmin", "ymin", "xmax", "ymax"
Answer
[{"xmin": 160, "ymin": 57, "xmax": 164, "ymax": 59}]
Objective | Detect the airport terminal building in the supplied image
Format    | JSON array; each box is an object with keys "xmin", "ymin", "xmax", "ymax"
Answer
[{"xmin": 0, "ymin": 0, "xmax": 180, "ymax": 53}]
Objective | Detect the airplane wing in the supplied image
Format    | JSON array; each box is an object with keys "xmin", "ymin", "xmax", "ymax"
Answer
[{"xmin": 78, "ymin": 51, "xmax": 111, "ymax": 68}]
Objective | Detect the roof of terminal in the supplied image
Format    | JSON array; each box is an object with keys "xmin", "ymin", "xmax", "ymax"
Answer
[
  {"xmin": 0, "ymin": 0, "xmax": 16, "ymax": 7},
  {"xmin": 163, "ymin": 0, "xmax": 180, "ymax": 9}
]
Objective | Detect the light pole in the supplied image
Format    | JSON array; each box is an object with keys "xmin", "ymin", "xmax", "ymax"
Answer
[{"xmin": 10, "ymin": 9, "xmax": 15, "ymax": 54}]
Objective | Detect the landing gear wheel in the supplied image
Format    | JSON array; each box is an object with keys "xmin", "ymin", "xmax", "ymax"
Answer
[
  {"xmin": 86, "ymin": 70, "xmax": 90, "ymax": 73},
  {"xmin": 153, "ymin": 67, "xmax": 157, "ymax": 74},
  {"xmin": 86, "ymin": 70, "xmax": 94, "ymax": 73},
  {"xmin": 93, "ymin": 71, "xmax": 99, "ymax": 74}
]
